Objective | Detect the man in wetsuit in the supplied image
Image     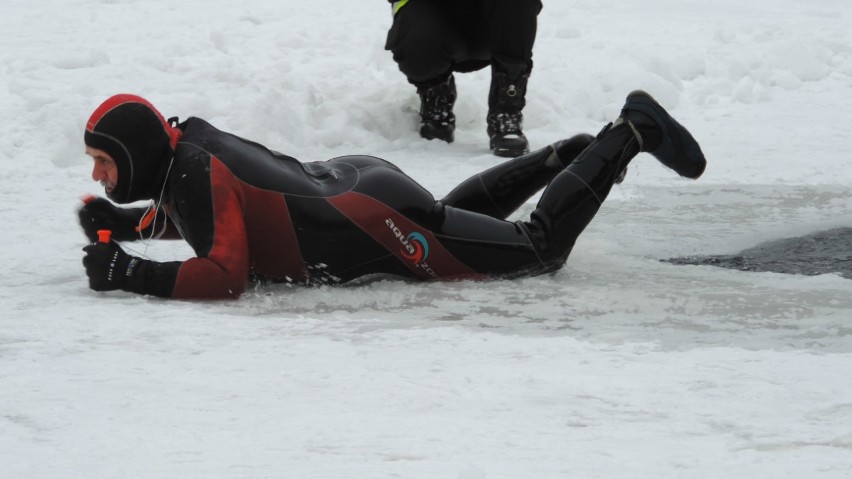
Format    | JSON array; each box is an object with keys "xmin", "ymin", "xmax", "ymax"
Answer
[{"xmin": 80, "ymin": 92, "xmax": 706, "ymax": 299}]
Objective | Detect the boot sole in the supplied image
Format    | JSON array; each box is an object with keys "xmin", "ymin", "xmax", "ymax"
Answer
[
  {"xmin": 489, "ymin": 136, "xmax": 530, "ymax": 158},
  {"xmin": 623, "ymin": 90, "xmax": 706, "ymax": 179},
  {"xmin": 420, "ymin": 124, "xmax": 455, "ymax": 143},
  {"xmin": 491, "ymin": 144, "xmax": 530, "ymax": 158}
]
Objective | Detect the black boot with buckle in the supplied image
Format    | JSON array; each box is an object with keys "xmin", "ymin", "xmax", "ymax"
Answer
[{"xmin": 487, "ymin": 71, "xmax": 530, "ymax": 158}]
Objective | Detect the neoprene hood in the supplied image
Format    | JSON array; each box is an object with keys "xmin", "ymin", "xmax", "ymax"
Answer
[{"xmin": 84, "ymin": 94, "xmax": 181, "ymax": 203}]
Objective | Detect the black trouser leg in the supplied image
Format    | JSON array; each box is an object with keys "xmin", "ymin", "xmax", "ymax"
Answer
[
  {"xmin": 486, "ymin": 0, "xmax": 542, "ymax": 79},
  {"xmin": 441, "ymin": 134, "xmax": 594, "ymax": 219},
  {"xmin": 385, "ymin": 1, "xmax": 483, "ymax": 84},
  {"xmin": 523, "ymin": 123, "xmax": 639, "ymax": 270},
  {"xmin": 385, "ymin": 0, "xmax": 541, "ymax": 85}
]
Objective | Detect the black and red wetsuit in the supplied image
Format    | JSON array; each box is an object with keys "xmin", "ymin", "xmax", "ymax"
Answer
[
  {"xmin": 141, "ymin": 117, "xmax": 593, "ymax": 298},
  {"xmin": 85, "ymin": 91, "xmax": 705, "ymax": 300}
]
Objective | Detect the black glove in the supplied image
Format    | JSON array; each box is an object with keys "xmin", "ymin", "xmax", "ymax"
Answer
[
  {"xmin": 78, "ymin": 197, "xmax": 147, "ymax": 242},
  {"xmin": 82, "ymin": 240, "xmax": 143, "ymax": 292}
]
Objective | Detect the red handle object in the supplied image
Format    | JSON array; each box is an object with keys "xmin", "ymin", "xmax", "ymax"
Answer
[{"xmin": 97, "ymin": 230, "xmax": 112, "ymax": 243}]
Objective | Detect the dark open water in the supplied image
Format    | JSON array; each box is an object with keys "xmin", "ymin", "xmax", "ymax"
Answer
[{"xmin": 666, "ymin": 227, "xmax": 852, "ymax": 279}]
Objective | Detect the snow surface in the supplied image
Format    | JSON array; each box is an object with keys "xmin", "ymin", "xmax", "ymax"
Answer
[{"xmin": 2, "ymin": 0, "xmax": 852, "ymax": 477}]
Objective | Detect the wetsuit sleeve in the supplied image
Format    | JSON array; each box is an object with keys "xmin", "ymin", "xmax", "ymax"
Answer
[
  {"xmin": 121, "ymin": 155, "xmax": 249, "ymax": 299},
  {"xmin": 169, "ymin": 156, "xmax": 250, "ymax": 299}
]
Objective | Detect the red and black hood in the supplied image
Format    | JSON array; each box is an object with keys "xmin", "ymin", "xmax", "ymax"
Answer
[{"xmin": 84, "ymin": 94, "xmax": 182, "ymax": 203}]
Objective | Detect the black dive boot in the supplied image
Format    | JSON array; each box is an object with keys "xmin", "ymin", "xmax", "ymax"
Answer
[
  {"xmin": 620, "ymin": 90, "xmax": 707, "ymax": 179},
  {"xmin": 417, "ymin": 74, "xmax": 456, "ymax": 143},
  {"xmin": 487, "ymin": 72, "xmax": 530, "ymax": 158},
  {"xmin": 442, "ymin": 134, "xmax": 594, "ymax": 218},
  {"xmin": 522, "ymin": 120, "xmax": 641, "ymax": 272}
]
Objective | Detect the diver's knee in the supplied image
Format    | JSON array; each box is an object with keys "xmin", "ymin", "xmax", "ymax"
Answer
[{"xmin": 550, "ymin": 133, "xmax": 594, "ymax": 168}]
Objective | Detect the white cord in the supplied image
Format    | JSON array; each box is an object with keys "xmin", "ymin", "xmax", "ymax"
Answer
[{"xmin": 135, "ymin": 155, "xmax": 176, "ymax": 258}]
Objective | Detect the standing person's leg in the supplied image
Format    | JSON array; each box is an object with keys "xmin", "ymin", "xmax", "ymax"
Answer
[
  {"xmin": 385, "ymin": 1, "xmax": 486, "ymax": 143},
  {"xmin": 484, "ymin": 0, "xmax": 543, "ymax": 157},
  {"xmin": 487, "ymin": 0, "xmax": 541, "ymax": 83},
  {"xmin": 385, "ymin": 1, "xmax": 463, "ymax": 84}
]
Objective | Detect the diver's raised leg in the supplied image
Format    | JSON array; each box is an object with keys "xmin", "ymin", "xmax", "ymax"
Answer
[
  {"xmin": 522, "ymin": 91, "xmax": 707, "ymax": 270},
  {"xmin": 440, "ymin": 133, "xmax": 594, "ymax": 219}
]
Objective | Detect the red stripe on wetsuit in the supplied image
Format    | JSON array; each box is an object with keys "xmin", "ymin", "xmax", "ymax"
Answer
[{"xmin": 327, "ymin": 192, "xmax": 485, "ymax": 281}]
